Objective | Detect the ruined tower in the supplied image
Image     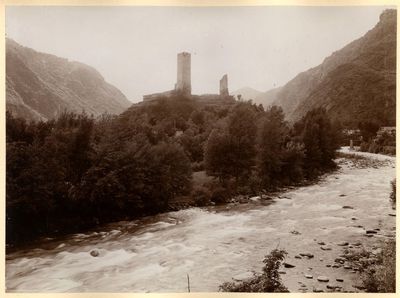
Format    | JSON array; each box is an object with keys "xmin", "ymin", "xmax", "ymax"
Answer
[
  {"xmin": 219, "ymin": 74, "xmax": 229, "ymax": 97},
  {"xmin": 175, "ymin": 52, "xmax": 191, "ymax": 95}
]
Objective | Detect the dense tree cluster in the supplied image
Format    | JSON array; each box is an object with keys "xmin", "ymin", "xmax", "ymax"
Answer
[{"xmin": 6, "ymin": 95, "xmax": 340, "ymax": 246}]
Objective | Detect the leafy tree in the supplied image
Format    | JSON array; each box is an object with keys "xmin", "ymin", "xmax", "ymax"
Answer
[
  {"xmin": 204, "ymin": 128, "xmax": 232, "ymax": 182},
  {"xmin": 257, "ymin": 106, "xmax": 288, "ymax": 188},
  {"xmin": 295, "ymin": 108, "xmax": 339, "ymax": 177},
  {"xmin": 226, "ymin": 102, "xmax": 258, "ymax": 182}
]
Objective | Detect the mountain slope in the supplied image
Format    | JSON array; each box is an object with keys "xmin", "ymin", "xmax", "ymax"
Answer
[
  {"xmin": 231, "ymin": 87, "xmax": 262, "ymax": 101},
  {"xmin": 6, "ymin": 38, "xmax": 132, "ymax": 121},
  {"xmin": 254, "ymin": 86, "xmax": 282, "ymax": 109},
  {"xmin": 268, "ymin": 9, "xmax": 396, "ymax": 126}
]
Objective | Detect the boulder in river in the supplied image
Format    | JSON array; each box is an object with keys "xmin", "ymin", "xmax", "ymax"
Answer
[
  {"xmin": 295, "ymin": 255, "xmax": 302, "ymax": 259},
  {"xmin": 317, "ymin": 241, "xmax": 326, "ymax": 245},
  {"xmin": 342, "ymin": 206, "xmax": 354, "ymax": 209},
  {"xmin": 300, "ymin": 252, "xmax": 314, "ymax": 258},
  {"xmin": 90, "ymin": 249, "xmax": 100, "ymax": 257},
  {"xmin": 336, "ymin": 278, "xmax": 344, "ymax": 282},
  {"xmin": 305, "ymin": 274, "xmax": 313, "ymax": 279},
  {"xmin": 317, "ymin": 276, "xmax": 329, "ymax": 282},
  {"xmin": 321, "ymin": 246, "xmax": 332, "ymax": 251},
  {"xmin": 337, "ymin": 241, "xmax": 349, "ymax": 246},
  {"xmin": 283, "ymin": 262, "xmax": 295, "ymax": 268},
  {"xmin": 366, "ymin": 230, "xmax": 378, "ymax": 234}
]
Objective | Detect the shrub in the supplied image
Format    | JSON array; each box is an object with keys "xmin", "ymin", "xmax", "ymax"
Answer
[
  {"xmin": 219, "ymin": 249, "xmax": 289, "ymax": 292},
  {"xmin": 363, "ymin": 240, "xmax": 396, "ymax": 292},
  {"xmin": 210, "ymin": 186, "xmax": 231, "ymax": 204},
  {"xmin": 191, "ymin": 186, "xmax": 211, "ymax": 207},
  {"xmin": 345, "ymin": 240, "xmax": 396, "ymax": 292},
  {"xmin": 390, "ymin": 179, "xmax": 396, "ymax": 204}
]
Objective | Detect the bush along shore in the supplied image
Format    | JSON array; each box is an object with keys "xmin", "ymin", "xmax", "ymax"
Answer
[{"xmin": 7, "ymin": 96, "xmax": 342, "ymax": 248}]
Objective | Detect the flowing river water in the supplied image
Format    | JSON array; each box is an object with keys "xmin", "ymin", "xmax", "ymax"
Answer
[{"xmin": 6, "ymin": 148, "xmax": 396, "ymax": 292}]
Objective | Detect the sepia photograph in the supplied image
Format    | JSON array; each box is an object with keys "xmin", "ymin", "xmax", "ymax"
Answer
[{"xmin": 4, "ymin": 3, "xmax": 397, "ymax": 293}]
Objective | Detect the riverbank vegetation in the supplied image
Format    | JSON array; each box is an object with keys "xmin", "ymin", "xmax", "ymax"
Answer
[
  {"xmin": 358, "ymin": 122, "xmax": 396, "ymax": 156},
  {"xmin": 6, "ymin": 95, "xmax": 341, "ymax": 246},
  {"xmin": 219, "ymin": 249, "xmax": 289, "ymax": 292},
  {"xmin": 344, "ymin": 239, "xmax": 395, "ymax": 292}
]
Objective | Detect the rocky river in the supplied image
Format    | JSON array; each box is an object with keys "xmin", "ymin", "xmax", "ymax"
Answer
[{"xmin": 6, "ymin": 148, "xmax": 396, "ymax": 292}]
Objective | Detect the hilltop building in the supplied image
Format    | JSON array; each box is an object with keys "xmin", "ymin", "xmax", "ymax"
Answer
[
  {"xmin": 143, "ymin": 52, "xmax": 233, "ymax": 103},
  {"xmin": 175, "ymin": 52, "xmax": 191, "ymax": 95}
]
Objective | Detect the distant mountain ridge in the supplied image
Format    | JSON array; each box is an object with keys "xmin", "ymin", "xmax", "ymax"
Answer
[
  {"xmin": 232, "ymin": 87, "xmax": 262, "ymax": 101},
  {"xmin": 6, "ymin": 38, "xmax": 132, "ymax": 121},
  {"xmin": 252, "ymin": 9, "xmax": 396, "ymax": 126}
]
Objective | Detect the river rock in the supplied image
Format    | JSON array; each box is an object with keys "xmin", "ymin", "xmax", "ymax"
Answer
[
  {"xmin": 300, "ymin": 252, "xmax": 314, "ymax": 258},
  {"xmin": 326, "ymin": 264, "xmax": 331, "ymax": 267},
  {"xmin": 305, "ymin": 274, "xmax": 313, "ymax": 279},
  {"xmin": 388, "ymin": 213, "xmax": 396, "ymax": 217},
  {"xmin": 317, "ymin": 241, "xmax": 326, "ymax": 245},
  {"xmin": 352, "ymin": 241, "xmax": 362, "ymax": 246},
  {"xmin": 295, "ymin": 255, "xmax": 302, "ymax": 259},
  {"xmin": 366, "ymin": 230, "xmax": 378, "ymax": 234},
  {"xmin": 332, "ymin": 264, "xmax": 340, "ymax": 268},
  {"xmin": 344, "ymin": 265, "xmax": 352, "ymax": 269},
  {"xmin": 337, "ymin": 241, "xmax": 349, "ymax": 246},
  {"xmin": 336, "ymin": 278, "xmax": 344, "ymax": 282},
  {"xmin": 249, "ymin": 196, "xmax": 260, "ymax": 201},
  {"xmin": 283, "ymin": 262, "xmax": 295, "ymax": 268},
  {"xmin": 278, "ymin": 271, "xmax": 286, "ymax": 274},
  {"xmin": 335, "ymin": 257, "xmax": 345, "ymax": 263},
  {"xmin": 90, "ymin": 249, "xmax": 100, "ymax": 257},
  {"xmin": 339, "ymin": 194, "xmax": 346, "ymax": 197},
  {"xmin": 317, "ymin": 276, "xmax": 329, "ymax": 282},
  {"xmin": 321, "ymin": 246, "xmax": 332, "ymax": 251},
  {"xmin": 313, "ymin": 288, "xmax": 324, "ymax": 292},
  {"xmin": 342, "ymin": 206, "xmax": 354, "ymax": 209}
]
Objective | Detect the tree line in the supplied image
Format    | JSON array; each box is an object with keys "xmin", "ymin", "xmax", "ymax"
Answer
[{"xmin": 6, "ymin": 95, "xmax": 341, "ymax": 246}]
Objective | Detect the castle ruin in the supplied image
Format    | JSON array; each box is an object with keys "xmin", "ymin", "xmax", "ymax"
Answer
[
  {"xmin": 219, "ymin": 74, "xmax": 229, "ymax": 97},
  {"xmin": 143, "ymin": 52, "xmax": 232, "ymax": 102},
  {"xmin": 175, "ymin": 52, "xmax": 191, "ymax": 95}
]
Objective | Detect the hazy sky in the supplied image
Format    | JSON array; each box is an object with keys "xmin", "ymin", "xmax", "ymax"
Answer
[{"xmin": 6, "ymin": 6, "xmax": 392, "ymax": 102}]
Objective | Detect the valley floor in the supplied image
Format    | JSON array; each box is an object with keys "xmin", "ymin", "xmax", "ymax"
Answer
[{"xmin": 6, "ymin": 148, "xmax": 396, "ymax": 292}]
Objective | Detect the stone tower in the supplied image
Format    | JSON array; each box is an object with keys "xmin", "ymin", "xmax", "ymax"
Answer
[
  {"xmin": 175, "ymin": 52, "xmax": 191, "ymax": 95},
  {"xmin": 219, "ymin": 74, "xmax": 229, "ymax": 97}
]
